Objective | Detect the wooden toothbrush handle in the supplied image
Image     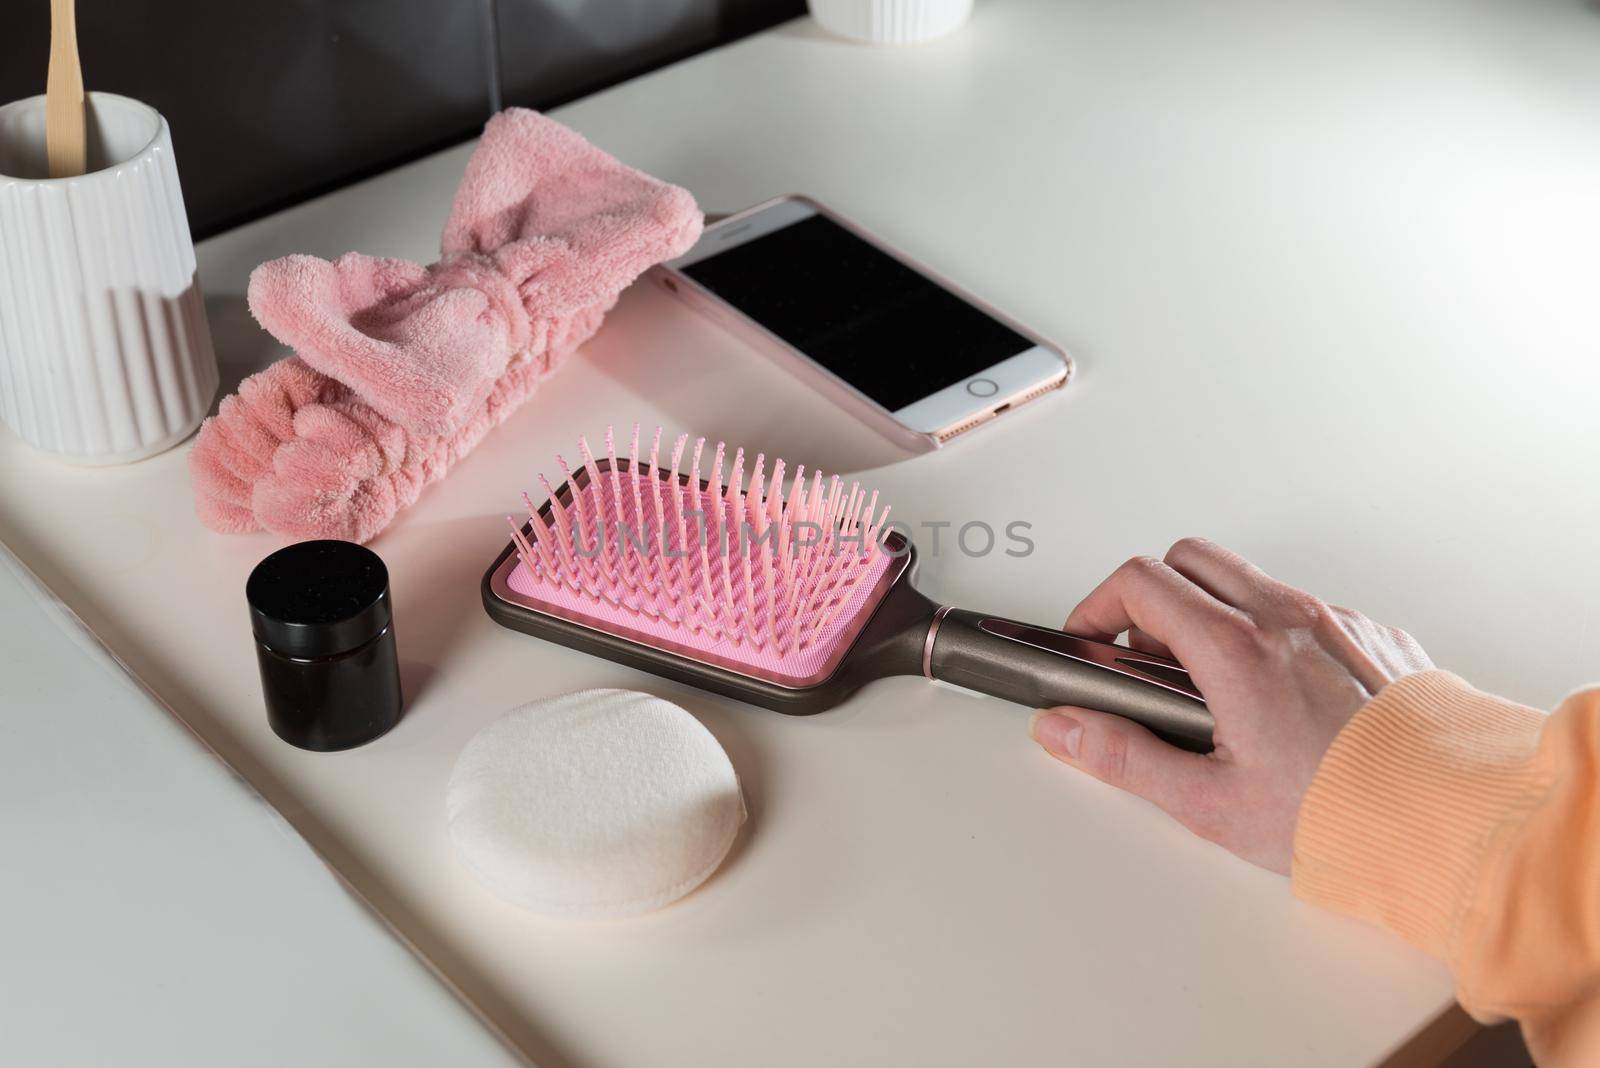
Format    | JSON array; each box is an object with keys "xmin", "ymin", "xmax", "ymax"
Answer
[{"xmin": 47, "ymin": 0, "xmax": 86, "ymax": 178}]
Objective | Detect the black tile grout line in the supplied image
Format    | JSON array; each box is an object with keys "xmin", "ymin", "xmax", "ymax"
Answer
[
  {"xmin": 190, "ymin": 5, "xmax": 804, "ymax": 242},
  {"xmin": 482, "ymin": 0, "xmax": 505, "ymax": 117}
]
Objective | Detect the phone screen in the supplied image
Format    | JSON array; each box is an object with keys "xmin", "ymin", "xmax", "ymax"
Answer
[{"xmin": 679, "ymin": 213, "xmax": 1036, "ymax": 412}]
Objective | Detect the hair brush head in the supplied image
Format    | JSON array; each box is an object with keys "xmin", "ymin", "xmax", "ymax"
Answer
[{"xmin": 500, "ymin": 426, "xmax": 904, "ymax": 687}]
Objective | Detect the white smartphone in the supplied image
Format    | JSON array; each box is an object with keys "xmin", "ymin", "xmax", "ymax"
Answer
[{"xmin": 657, "ymin": 195, "xmax": 1072, "ymax": 449}]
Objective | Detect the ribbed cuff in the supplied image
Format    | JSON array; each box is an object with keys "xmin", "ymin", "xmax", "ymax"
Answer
[{"xmin": 1291, "ymin": 671, "xmax": 1549, "ymax": 961}]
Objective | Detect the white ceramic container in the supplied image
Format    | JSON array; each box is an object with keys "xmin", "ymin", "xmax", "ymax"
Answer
[
  {"xmin": 0, "ymin": 92, "xmax": 217, "ymax": 464},
  {"xmin": 809, "ymin": 0, "xmax": 974, "ymax": 44}
]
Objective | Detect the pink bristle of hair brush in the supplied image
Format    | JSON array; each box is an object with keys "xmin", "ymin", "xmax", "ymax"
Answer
[
  {"xmin": 486, "ymin": 426, "xmax": 1215, "ymax": 751},
  {"xmin": 503, "ymin": 426, "xmax": 897, "ymax": 685}
]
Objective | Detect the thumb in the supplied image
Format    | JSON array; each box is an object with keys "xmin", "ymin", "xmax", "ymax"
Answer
[{"xmin": 1031, "ymin": 707, "xmax": 1214, "ymax": 822}]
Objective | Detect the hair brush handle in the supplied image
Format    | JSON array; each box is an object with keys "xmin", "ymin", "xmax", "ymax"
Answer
[{"xmin": 925, "ymin": 608, "xmax": 1214, "ymax": 752}]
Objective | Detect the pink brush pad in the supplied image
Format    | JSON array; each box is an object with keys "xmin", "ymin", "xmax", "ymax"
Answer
[{"xmin": 504, "ymin": 469, "xmax": 898, "ymax": 686}]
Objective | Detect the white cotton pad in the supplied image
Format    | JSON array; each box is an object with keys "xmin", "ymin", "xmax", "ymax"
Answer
[{"xmin": 447, "ymin": 689, "xmax": 746, "ymax": 919}]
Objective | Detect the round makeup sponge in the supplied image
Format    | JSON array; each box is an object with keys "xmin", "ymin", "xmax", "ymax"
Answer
[{"xmin": 447, "ymin": 689, "xmax": 745, "ymax": 919}]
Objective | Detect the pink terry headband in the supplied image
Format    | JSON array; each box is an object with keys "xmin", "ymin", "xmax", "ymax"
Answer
[{"xmin": 190, "ymin": 109, "xmax": 702, "ymax": 543}]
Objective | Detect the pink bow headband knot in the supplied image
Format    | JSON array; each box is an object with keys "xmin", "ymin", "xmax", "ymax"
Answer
[{"xmin": 190, "ymin": 109, "xmax": 703, "ymax": 543}]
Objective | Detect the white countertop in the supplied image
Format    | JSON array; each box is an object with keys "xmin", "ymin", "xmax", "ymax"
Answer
[
  {"xmin": 0, "ymin": 548, "xmax": 527, "ymax": 1067},
  {"xmin": 3, "ymin": 1, "xmax": 1598, "ymax": 1065}
]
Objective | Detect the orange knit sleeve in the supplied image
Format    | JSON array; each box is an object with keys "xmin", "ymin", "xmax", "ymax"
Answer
[{"xmin": 1292, "ymin": 671, "xmax": 1600, "ymax": 1065}]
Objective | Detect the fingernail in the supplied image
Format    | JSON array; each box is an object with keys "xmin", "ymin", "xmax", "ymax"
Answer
[{"xmin": 1030, "ymin": 710, "xmax": 1083, "ymax": 760}]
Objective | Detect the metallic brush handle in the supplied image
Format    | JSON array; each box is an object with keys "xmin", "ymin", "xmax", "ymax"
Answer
[{"xmin": 924, "ymin": 607, "xmax": 1214, "ymax": 752}]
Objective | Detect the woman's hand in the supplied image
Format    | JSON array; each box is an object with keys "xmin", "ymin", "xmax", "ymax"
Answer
[{"xmin": 1031, "ymin": 538, "xmax": 1434, "ymax": 874}]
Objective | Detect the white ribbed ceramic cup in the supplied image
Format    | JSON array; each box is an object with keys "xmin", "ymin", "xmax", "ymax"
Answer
[
  {"xmin": 0, "ymin": 92, "xmax": 217, "ymax": 464},
  {"xmin": 809, "ymin": 0, "xmax": 973, "ymax": 44}
]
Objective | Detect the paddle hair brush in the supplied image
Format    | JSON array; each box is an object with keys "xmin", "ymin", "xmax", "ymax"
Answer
[{"xmin": 482, "ymin": 428, "xmax": 1213, "ymax": 751}]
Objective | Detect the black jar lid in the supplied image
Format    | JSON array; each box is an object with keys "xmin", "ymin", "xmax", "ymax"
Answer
[{"xmin": 247, "ymin": 540, "xmax": 392, "ymax": 659}]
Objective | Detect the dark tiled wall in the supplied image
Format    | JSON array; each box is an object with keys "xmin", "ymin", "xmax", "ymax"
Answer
[{"xmin": 0, "ymin": 0, "xmax": 802, "ymax": 238}]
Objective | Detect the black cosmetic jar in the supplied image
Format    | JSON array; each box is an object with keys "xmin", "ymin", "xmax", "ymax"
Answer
[{"xmin": 246, "ymin": 540, "xmax": 403, "ymax": 751}]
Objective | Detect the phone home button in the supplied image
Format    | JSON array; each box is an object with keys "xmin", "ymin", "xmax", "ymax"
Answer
[{"xmin": 966, "ymin": 378, "xmax": 999, "ymax": 398}]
